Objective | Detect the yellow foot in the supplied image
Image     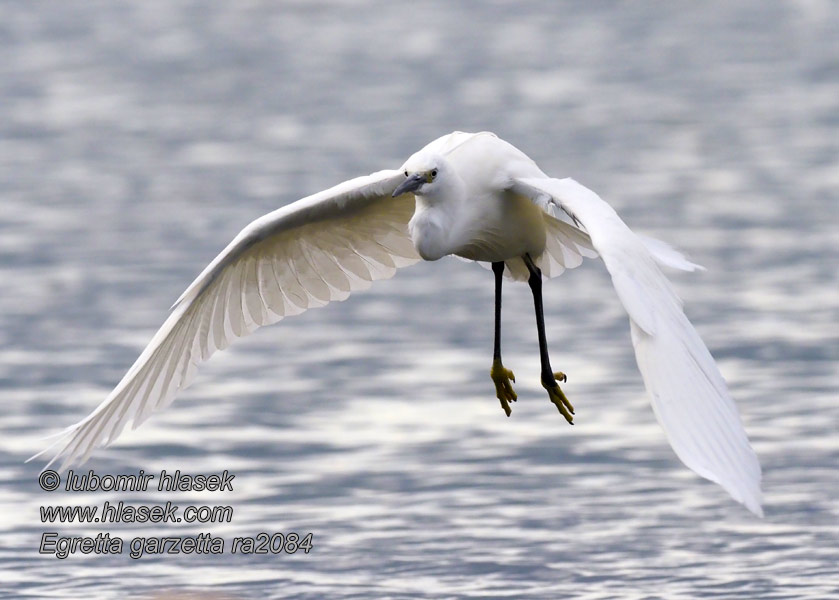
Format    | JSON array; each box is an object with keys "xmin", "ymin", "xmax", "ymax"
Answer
[
  {"xmin": 542, "ymin": 372, "xmax": 574, "ymax": 424},
  {"xmin": 490, "ymin": 359, "xmax": 517, "ymax": 417}
]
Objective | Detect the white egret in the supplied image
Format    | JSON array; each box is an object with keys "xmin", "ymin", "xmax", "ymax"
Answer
[{"xmin": 32, "ymin": 131, "xmax": 762, "ymax": 516}]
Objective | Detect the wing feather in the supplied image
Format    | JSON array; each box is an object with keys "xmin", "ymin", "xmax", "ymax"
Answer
[
  {"xmin": 512, "ymin": 176, "xmax": 763, "ymax": 516},
  {"xmin": 32, "ymin": 169, "xmax": 420, "ymax": 470}
]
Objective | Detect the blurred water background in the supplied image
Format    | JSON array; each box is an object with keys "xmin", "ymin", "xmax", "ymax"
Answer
[{"xmin": 1, "ymin": 1, "xmax": 837, "ymax": 598}]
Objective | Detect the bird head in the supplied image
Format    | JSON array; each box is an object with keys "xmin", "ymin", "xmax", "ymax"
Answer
[{"xmin": 392, "ymin": 154, "xmax": 446, "ymax": 198}]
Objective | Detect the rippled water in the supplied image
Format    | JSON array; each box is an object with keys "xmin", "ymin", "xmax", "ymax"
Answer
[{"xmin": 2, "ymin": 1, "xmax": 837, "ymax": 598}]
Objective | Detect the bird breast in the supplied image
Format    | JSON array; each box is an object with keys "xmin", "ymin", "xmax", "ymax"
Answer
[
  {"xmin": 408, "ymin": 190, "xmax": 548, "ymax": 263},
  {"xmin": 456, "ymin": 191, "xmax": 548, "ymax": 262}
]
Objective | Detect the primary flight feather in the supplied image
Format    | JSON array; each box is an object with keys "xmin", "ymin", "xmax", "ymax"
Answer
[{"xmin": 32, "ymin": 131, "xmax": 762, "ymax": 516}]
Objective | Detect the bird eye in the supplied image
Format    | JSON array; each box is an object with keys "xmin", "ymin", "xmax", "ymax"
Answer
[
  {"xmin": 431, "ymin": 169, "xmax": 438, "ymax": 179},
  {"xmin": 404, "ymin": 170, "xmax": 409, "ymax": 177}
]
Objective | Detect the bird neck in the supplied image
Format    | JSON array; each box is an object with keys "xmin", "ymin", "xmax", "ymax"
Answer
[{"xmin": 409, "ymin": 178, "xmax": 466, "ymax": 261}]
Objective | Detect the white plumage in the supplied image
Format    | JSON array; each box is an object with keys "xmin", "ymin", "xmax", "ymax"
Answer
[{"xmin": 32, "ymin": 131, "xmax": 762, "ymax": 516}]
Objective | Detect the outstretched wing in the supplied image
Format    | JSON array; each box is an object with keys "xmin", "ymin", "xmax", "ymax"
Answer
[
  {"xmin": 511, "ymin": 177, "xmax": 763, "ymax": 516},
  {"xmin": 33, "ymin": 169, "xmax": 420, "ymax": 470}
]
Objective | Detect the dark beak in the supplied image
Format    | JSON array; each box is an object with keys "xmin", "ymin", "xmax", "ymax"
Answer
[{"xmin": 392, "ymin": 173, "xmax": 426, "ymax": 197}]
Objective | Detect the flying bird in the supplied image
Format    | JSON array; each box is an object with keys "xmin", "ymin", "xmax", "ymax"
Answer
[{"xmin": 32, "ymin": 131, "xmax": 763, "ymax": 516}]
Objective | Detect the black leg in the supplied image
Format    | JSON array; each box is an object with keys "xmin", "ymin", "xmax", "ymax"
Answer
[
  {"xmin": 492, "ymin": 261, "xmax": 504, "ymax": 362},
  {"xmin": 523, "ymin": 254, "xmax": 574, "ymax": 424},
  {"xmin": 490, "ymin": 261, "xmax": 517, "ymax": 416}
]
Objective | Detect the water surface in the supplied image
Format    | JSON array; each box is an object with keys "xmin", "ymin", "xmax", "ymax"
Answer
[{"xmin": 1, "ymin": 2, "xmax": 837, "ymax": 598}]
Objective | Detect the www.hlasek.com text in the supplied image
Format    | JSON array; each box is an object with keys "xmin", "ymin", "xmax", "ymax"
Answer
[{"xmin": 41, "ymin": 500, "xmax": 233, "ymax": 524}]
